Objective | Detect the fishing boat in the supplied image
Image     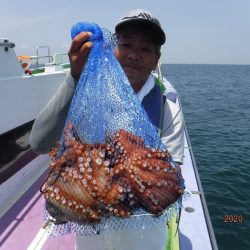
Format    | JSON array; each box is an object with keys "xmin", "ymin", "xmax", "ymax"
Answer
[{"xmin": 0, "ymin": 38, "xmax": 218, "ymax": 250}]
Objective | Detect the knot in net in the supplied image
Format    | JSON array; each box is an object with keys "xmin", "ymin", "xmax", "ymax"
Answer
[
  {"xmin": 71, "ymin": 22, "xmax": 103, "ymax": 42},
  {"xmin": 42, "ymin": 22, "xmax": 185, "ymax": 237}
]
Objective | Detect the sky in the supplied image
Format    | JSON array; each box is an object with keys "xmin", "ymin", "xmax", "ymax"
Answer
[{"xmin": 1, "ymin": 0, "xmax": 250, "ymax": 65}]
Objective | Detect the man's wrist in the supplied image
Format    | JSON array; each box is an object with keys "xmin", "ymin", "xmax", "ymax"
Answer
[{"xmin": 66, "ymin": 72, "xmax": 79, "ymax": 88}]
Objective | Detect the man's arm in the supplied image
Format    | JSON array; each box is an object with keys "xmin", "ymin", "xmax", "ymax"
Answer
[
  {"xmin": 160, "ymin": 99, "xmax": 185, "ymax": 165},
  {"xmin": 29, "ymin": 32, "xmax": 93, "ymax": 154},
  {"xmin": 29, "ymin": 74, "xmax": 77, "ymax": 154}
]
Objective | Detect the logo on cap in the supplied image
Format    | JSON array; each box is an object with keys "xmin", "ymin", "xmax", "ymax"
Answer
[{"xmin": 122, "ymin": 12, "xmax": 152, "ymax": 21}]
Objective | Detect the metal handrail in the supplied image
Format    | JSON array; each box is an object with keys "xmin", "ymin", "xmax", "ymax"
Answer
[
  {"xmin": 157, "ymin": 62, "xmax": 163, "ymax": 82},
  {"xmin": 35, "ymin": 46, "xmax": 52, "ymax": 69}
]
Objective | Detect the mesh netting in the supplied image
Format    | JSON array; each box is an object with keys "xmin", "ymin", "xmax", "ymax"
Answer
[
  {"xmin": 42, "ymin": 22, "xmax": 186, "ymax": 237},
  {"xmin": 64, "ymin": 22, "xmax": 162, "ymax": 149}
]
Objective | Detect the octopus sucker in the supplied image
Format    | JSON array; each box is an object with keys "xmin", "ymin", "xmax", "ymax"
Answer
[{"xmin": 41, "ymin": 123, "xmax": 184, "ymax": 224}]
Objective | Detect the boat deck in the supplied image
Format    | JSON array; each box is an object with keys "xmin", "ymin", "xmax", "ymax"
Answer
[
  {"xmin": 0, "ymin": 130, "xmax": 216, "ymax": 250},
  {"xmin": 0, "ymin": 156, "xmax": 75, "ymax": 250}
]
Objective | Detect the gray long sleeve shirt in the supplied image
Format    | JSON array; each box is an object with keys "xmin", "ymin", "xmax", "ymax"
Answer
[{"xmin": 29, "ymin": 73, "xmax": 78, "ymax": 153}]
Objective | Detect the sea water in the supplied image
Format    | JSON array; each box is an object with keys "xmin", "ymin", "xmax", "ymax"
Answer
[{"xmin": 162, "ymin": 64, "xmax": 250, "ymax": 250}]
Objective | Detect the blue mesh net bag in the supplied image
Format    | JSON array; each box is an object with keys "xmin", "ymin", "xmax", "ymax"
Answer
[{"xmin": 41, "ymin": 22, "xmax": 186, "ymax": 236}]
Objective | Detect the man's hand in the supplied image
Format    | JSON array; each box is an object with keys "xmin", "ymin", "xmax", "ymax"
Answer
[{"xmin": 68, "ymin": 32, "xmax": 93, "ymax": 80}]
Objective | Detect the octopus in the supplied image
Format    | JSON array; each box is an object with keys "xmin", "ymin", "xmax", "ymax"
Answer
[{"xmin": 41, "ymin": 123, "xmax": 184, "ymax": 224}]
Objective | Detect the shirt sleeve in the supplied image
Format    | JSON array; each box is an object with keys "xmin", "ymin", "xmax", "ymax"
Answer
[
  {"xmin": 160, "ymin": 99, "xmax": 185, "ymax": 164},
  {"xmin": 29, "ymin": 73, "xmax": 77, "ymax": 154}
]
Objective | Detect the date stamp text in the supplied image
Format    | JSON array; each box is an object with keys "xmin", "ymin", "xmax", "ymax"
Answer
[{"xmin": 224, "ymin": 215, "xmax": 243, "ymax": 223}]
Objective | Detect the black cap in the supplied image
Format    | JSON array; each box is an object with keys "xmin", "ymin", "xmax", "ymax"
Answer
[{"xmin": 115, "ymin": 9, "xmax": 166, "ymax": 45}]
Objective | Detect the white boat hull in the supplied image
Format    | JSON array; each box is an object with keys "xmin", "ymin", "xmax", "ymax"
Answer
[{"xmin": 0, "ymin": 73, "xmax": 66, "ymax": 134}]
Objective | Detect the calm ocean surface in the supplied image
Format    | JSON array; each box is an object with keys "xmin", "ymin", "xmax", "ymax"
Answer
[{"xmin": 162, "ymin": 64, "xmax": 250, "ymax": 250}]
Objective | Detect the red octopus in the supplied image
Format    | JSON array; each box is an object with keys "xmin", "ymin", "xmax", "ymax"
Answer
[{"xmin": 41, "ymin": 123, "xmax": 184, "ymax": 224}]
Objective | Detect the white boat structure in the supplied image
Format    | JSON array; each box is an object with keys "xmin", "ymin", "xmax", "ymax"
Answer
[{"xmin": 0, "ymin": 38, "xmax": 218, "ymax": 250}]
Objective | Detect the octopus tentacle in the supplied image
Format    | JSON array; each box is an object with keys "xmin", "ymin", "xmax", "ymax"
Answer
[{"xmin": 41, "ymin": 123, "xmax": 184, "ymax": 224}]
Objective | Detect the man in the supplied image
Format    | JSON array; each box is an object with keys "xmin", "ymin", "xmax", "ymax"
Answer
[{"xmin": 30, "ymin": 9, "xmax": 184, "ymax": 250}]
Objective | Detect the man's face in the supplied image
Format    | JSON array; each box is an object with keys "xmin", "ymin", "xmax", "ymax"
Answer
[{"xmin": 114, "ymin": 28, "xmax": 161, "ymax": 92}]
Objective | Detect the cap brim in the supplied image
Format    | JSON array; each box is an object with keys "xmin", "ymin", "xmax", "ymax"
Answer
[{"xmin": 115, "ymin": 19, "xmax": 166, "ymax": 45}]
